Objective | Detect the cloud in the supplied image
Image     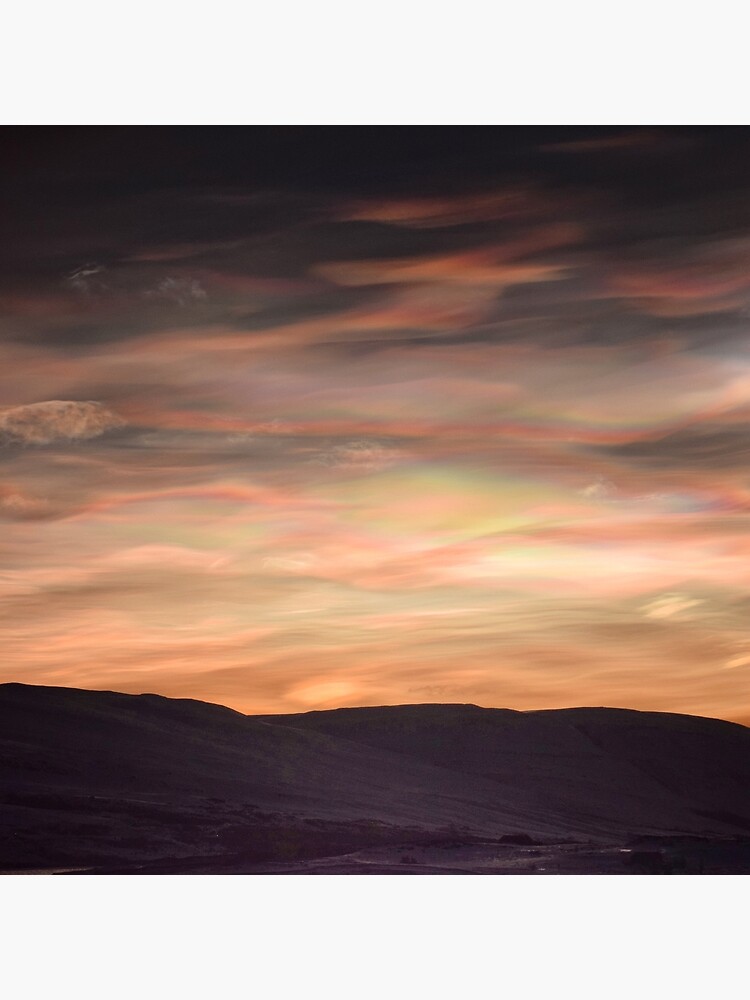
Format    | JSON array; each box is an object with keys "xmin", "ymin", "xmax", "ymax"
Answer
[
  {"xmin": 339, "ymin": 188, "xmax": 578, "ymax": 229},
  {"xmin": 65, "ymin": 262, "xmax": 108, "ymax": 294},
  {"xmin": 5, "ymin": 133, "xmax": 750, "ymax": 724},
  {"xmin": 316, "ymin": 246, "xmax": 570, "ymax": 290},
  {"xmin": 725, "ymin": 652, "xmax": 750, "ymax": 669},
  {"xmin": 62, "ymin": 261, "xmax": 209, "ymax": 313},
  {"xmin": 579, "ymin": 477, "xmax": 617, "ymax": 500},
  {"xmin": 143, "ymin": 276, "xmax": 207, "ymax": 306},
  {"xmin": 0, "ymin": 492, "xmax": 54, "ymax": 519},
  {"xmin": 99, "ymin": 545, "xmax": 232, "ymax": 573},
  {"xmin": 640, "ymin": 593, "xmax": 705, "ymax": 620},
  {"xmin": 312, "ymin": 440, "xmax": 405, "ymax": 472},
  {"xmin": 592, "ymin": 425, "xmax": 750, "ymax": 471},
  {"xmin": 262, "ymin": 553, "xmax": 317, "ymax": 574},
  {"xmin": 0, "ymin": 400, "xmax": 125, "ymax": 445},
  {"xmin": 606, "ymin": 240, "xmax": 750, "ymax": 317},
  {"xmin": 225, "ymin": 419, "xmax": 298, "ymax": 444}
]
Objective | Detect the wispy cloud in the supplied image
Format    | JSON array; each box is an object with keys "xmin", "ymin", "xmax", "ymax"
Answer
[
  {"xmin": 0, "ymin": 400, "xmax": 125, "ymax": 445},
  {"xmin": 3, "ymin": 130, "xmax": 750, "ymax": 723}
]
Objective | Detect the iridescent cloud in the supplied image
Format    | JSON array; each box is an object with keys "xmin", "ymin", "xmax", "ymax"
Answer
[{"xmin": 2, "ymin": 128, "xmax": 750, "ymax": 724}]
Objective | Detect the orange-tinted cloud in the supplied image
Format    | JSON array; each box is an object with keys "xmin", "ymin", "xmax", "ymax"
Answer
[{"xmin": 4, "ymin": 131, "xmax": 750, "ymax": 726}]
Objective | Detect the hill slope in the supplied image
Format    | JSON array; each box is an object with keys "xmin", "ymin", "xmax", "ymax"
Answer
[
  {"xmin": 262, "ymin": 703, "xmax": 750, "ymax": 836},
  {"xmin": 1, "ymin": 684, "xmax": 749, "ymax": 869}
]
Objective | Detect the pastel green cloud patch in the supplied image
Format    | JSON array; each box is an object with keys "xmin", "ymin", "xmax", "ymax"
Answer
[{"xmin": 314, "ymin": 467, "xmax": 573, "ymax": 542}]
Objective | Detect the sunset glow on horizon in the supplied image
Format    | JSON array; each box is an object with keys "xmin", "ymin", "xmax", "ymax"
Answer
[{"xmin": 2, "ymin": 127, "xmax": 750, "ymax": 724}]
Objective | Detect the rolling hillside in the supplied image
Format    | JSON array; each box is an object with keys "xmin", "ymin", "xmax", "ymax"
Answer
[{"xmin": 1, "ymin": 683, "xmax": 749, "ymax": 869}]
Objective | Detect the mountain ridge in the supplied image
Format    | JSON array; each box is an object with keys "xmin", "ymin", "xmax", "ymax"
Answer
[
  {"xmin": 5, "ymin": 680, "xmax": 746, "ymax": 728},
  {"xmin": 2, "ymin": 682, "xmax": 749, "ymax": 871}
]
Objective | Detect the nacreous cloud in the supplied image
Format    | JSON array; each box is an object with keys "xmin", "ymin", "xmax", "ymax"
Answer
[{"xmin": 0, "ymin": 400, "xmax": 125, "ymax": 445}]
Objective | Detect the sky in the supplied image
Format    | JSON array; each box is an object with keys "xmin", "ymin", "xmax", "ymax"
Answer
[{"xmin": 1, "ymin": 126, "xmax": 750, "ymax": 723}]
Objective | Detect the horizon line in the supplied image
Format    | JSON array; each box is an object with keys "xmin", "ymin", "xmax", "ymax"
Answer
[{"xmin": 2, "ymin": 679, "xmax": 747, "ymax": 730}]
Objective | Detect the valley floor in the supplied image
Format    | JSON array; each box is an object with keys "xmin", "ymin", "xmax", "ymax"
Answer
[{"xmin": 5, "ymin": 836, "xmax": 750, "ymax": 876}]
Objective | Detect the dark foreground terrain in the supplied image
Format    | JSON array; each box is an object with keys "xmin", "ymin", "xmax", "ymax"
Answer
[
  {"xmin": 1, "ymin": 683, "xmax": 749, "ymax": 874},
  {"xmin": 58, "ymin": 835, "xmax": 750, "ymax": 875}
]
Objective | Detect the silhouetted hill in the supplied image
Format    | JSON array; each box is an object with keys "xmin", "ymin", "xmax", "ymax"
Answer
[
  {"xmin": 2, "ymin": 684, "xmax": 749, "ymax": 870},
  {"xmin": 262, "ymin": 703, "xmax": 750, "ymax": 835}
]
